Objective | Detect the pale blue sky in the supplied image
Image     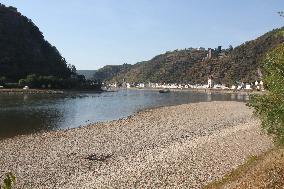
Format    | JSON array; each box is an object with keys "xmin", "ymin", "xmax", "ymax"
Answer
[{"xmin": 1, "ymin": 0, "xmax": 284, "ymax": 69}]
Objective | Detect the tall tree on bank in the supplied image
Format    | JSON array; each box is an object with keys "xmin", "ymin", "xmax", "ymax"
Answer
[{"xmin": 250, "ymin": 30, "xmax": 284, "ymax": 145}]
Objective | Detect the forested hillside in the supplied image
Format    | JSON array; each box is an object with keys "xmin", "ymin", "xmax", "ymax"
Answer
[
  {"xmin": 77, "ymin": 70, "xmax": 97, "ymax": 80},
  {"xmin": 0, "ymin": 4, "xmax": 73, "ymax": 82},
  {"xmin": 207, "ymin": 28, "xmax": 284, "ymax": 84},
  {"xmin": 92, "ymin": 63, "xmax": 132, "ymax": 82},
  {"xmin": 95, "ymin": 27, "xmax": 283, "ymax": 85}
]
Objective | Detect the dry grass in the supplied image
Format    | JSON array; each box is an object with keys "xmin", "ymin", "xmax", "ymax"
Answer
[{"xmin": 204, "ymin": 147, "xmax": 284, "ymax": 189}]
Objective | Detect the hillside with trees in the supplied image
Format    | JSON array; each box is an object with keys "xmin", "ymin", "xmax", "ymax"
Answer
[
  {"xmin": 207, "ymin": 28, "xmax": 284, "ymax": 85},
  {"xmin": 0, "ymin": 5, "xmax": 67, "ymax": 81},
  {"xmin": 95, "ymin": 27, "xmax": 283, "ymax": 85},
  {"xmin": 77, "ymin": 70, "xmax": 97, "ymax": 80},
  {"xmin": 92, "ymin": 63, "xmax": 132, "ymax": 82},
  {"xmin": 0, "ymin": 4, "xmax": 101, "ymax": 90}
]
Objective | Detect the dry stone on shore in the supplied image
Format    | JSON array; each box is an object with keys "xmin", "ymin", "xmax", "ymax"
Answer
[{"xmin": 0, "ymin": 101, "xmax": 273, "ymax": 188}]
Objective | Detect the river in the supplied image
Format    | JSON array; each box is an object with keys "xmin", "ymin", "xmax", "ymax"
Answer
[{"xmin": 0, "ymin": 89, "xmax": 249, "ymax": 139}]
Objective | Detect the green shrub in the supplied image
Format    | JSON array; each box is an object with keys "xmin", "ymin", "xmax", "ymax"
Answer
[
  {"xmin": 17, "ymin": 74, "xmax": 101, "ymax": 90},
  {"xmin": 1, "ymin": 172, "xmax": 16, "ymax": 189},
  {"xmin": 0, "ymin": 76, "xmax": 6, "ymax": 86},
  {"xmin": 4, "ymin": 83, "xmax": 20, "ymax": 89},
  {"xmin": 250, "ymin": 42, "xmax": 284, "ymax": 145}
]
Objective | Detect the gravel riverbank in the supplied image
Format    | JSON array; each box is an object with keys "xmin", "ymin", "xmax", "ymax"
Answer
[{"xmin": 0, "ymin": 101, "xmax": 273, "ymax": 188}]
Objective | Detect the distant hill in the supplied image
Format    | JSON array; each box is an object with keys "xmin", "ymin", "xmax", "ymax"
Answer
[
  {"xmin": 77, "ymin": 70, "xmax": 97, "ymax": 80},
  {"xmin": 0, "ymin": 4, "xmax": 73, "ymax": 82},
  {"xmin": 92, "ymin": 64, "xmax": 132, "ymax": 82},
  {"xmin": 110, "ymin": 50, "xmax": 207, "ymax": 84},
  {"xmin": 95, "ymin": 27, "xmax": 283, "ymax": 85}
]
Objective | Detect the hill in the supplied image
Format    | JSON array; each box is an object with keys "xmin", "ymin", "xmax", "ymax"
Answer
[
  {"xmin": 92, "ymin": 63, "xmax": 132, "ymax": 82},
  {"xmin": 0, "ymin": 4, "xmax": 73, "ymax": 82},
  {"xmin": 77, "ymin": 70, "xmax": 97, "ymax": 80},
  {"xmin": 206, "ymin": 28, "xmax": 284, "ymax": 85},
  {"xmin": 95, "ymin": 27, "xmax": 284, "ymax": 85}
]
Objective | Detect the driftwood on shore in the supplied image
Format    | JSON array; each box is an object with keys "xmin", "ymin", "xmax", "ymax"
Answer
[{"xmin": 85, "ymin": 153, "xmax": 113, "ymax": 161}]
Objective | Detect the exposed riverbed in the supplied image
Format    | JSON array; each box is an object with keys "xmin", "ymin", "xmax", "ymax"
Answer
[{"xmin": 0, "ymin": 101, "xmax": 272, "ymax": 188}]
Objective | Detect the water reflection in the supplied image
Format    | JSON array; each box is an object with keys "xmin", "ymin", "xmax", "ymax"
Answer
[
  {"xmin": 0, "ymin": 90, "xmax": 249, "ymax": 139},
  {"xmin": 231, "ymin": 94, "xmax": 236, "ymax": 100},
  {"xmin": 207, "ymin": 92, "xmax": 212, "ymax": 101}
]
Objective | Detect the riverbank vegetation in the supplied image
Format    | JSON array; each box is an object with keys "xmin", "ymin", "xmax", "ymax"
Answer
[
  {"xmin": 0, "ymin": 73, "xmax": 102, "ymax": 91},
  {"xmin": 1, "ymin": 172, "xmax": 16, "ymax": 189},
  {"xmin": 250, "ymin": 43, "xmax": 284, "ymax": 145},
  {"xmin": 17, "ymin": 74, "xmax": 101, "ymax": 90}
]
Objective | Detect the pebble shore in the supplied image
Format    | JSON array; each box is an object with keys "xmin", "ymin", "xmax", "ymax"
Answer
[{"xmin": 0, "ymin": 101, "xmax": 273, "ymax": 188}]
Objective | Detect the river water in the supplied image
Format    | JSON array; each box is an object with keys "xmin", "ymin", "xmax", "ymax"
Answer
[{"xmin": 0, "ymin": 89, "xmax": 249, "ymax": 139}]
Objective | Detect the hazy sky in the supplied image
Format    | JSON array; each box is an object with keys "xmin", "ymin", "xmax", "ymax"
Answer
[{"xmin": 1, "ymin": 0, "xmax": 284, "ymax": 70}]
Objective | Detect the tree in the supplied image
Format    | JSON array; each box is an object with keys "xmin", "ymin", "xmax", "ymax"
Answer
[
  {"xmin": 228, "ymin": 45, "xmax": 233, "ymax": 52},
  {"xmin": 278, "ymin": 11, "xmax": 284, "ymax": 17},
  {"xmin": 0, "ymin": 76, "xmax": 6, "ymax": 85},
  {"xmin": 250, "ymin": 42, "xmax": 284, "ymax": 145},
  {"xmin": 67, "ymin": 64, "xmax": 77, "ymax": 75}
]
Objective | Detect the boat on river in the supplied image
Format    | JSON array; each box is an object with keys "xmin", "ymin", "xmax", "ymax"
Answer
[{"xmin": 159, "ymin": 88, "xmax": 170, "ymax": 93}]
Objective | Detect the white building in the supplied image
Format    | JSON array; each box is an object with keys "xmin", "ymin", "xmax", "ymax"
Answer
[
  {"xmin": 109, "ymin": 82, "xmax": 118, "ymax": 88},
  {"xmin": 126, "ymin": 83, "xmax": 131, "ymax": 88},
  {"xmin": 245, "ymin": 84, "xmax": 252, "ymax": 90},
  {"xmin": 208, "ymin": 77, "xmax": 213, "ymax": 88},
  {"xmin": 213, "ymin": 84, "xmax": 227, "ymax": 89},
  {"xmin": 137, "ymin": 83, "xmax": 145, "ymax": 88},
  {"xmin": 259, "ymin": 81, "xmax": 264, "ymax": 91}
]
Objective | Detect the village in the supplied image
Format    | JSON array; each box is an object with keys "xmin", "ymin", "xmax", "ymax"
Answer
[
  {"xmin": 106, "ymin": 46, "xmax": 265, "ymax": 92},
  {"xmin": 107, "ymin": 78, "xmax": 265, "ymax": 91}
]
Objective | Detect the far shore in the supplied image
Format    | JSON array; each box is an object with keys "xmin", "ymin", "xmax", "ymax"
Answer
[
  {"xmin": 121, "ymin": 87, "xmax": 266, "ymax": 95},
  {"xmin": 0, "ymin": 88, "xmax": 105, "ymax": 94},
  {"xmin": 0, "ymin": 87, "xmax": 266, "ymax": 96},
  {"xmin": 0, "ymin": 101, "xmax": 273, "ymax": 188},
  {"xmin": 0, "ymin": 88, "xmax": 64, "ymax": 94}
]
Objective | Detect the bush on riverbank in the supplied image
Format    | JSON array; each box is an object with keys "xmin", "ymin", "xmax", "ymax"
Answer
[
  {"xmin": 17, "ymin": 74, "xmax": 102, "ymax": 90},
  {"xmin": 0, "ymin": 77, "xmax": 6, "ymax": 86},
  {"xmin": 1, "ymin": 172, "xmax": 16, "ymax": 189},
  {"xmin": 250, "ymin": 42, "xmax": 284, "ymax": 145}
]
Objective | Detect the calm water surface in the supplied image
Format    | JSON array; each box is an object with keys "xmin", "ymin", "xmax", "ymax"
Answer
[{"xmin": 0, "ymin": 89, "xmax": 249, "ymax": 139}]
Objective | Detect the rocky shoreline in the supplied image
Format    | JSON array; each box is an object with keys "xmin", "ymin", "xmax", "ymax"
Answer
[
  {"xmin": 0, "ymin": 101, "xmax": 273, "ymax": 188},
  {"xmin": 0, "ymin": 89, "xmax": 64, "ymax": 94}
]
